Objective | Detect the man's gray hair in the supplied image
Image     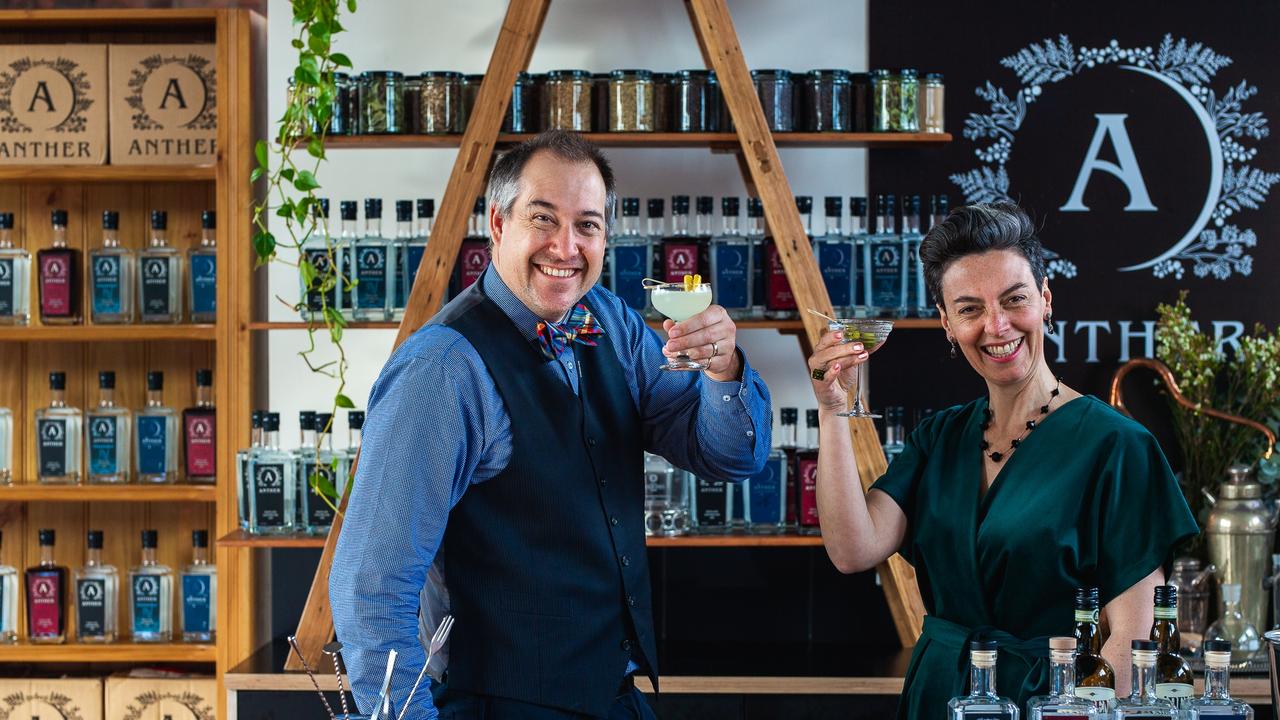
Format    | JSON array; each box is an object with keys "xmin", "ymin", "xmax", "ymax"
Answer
[{"xmin": 485, "ymin": 130, "xmax": 617, "ymax": 237}]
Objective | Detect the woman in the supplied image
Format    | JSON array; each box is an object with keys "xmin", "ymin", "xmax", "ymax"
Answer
[{"xmin": 807, "ymin": 202, "xmax": 1197, "ymax": 717}]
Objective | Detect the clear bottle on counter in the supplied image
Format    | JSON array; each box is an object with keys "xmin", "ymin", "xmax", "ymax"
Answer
[
  {"xmin": 1115, "ymin": 640, "xmax": 1176, "ymax": 719},
  {"xmin": 710, "ymin": 196, "xmax": 751, "ymax": 317},
  {"xmin": 504, "ymin": 71, "xmax": 538, "ymax": 133},
  {"xmin": 36, "ymin": 371, "xmax": 82, "ymax": 485},
  {"xmin": 129, "ymin": 529, "xmax": 174, "ymax": 642},
  {"xmin": 74, "ymin": 529, "xmax": 118, "ymax": 643},
  {"xmin": 947, "ymin": 640, "xmax": 1020, "ymax": 719},
  {"xmin": 751, "ymin": 69, "xmax": 794, "ymax": 132},
  {"xmin": 1028, "ymin": 636, "xmax": 1100, "ymax": 719},
  {"xmin": 922, "ymin": 72, "xmax": 945, "ymax": 133},
  {"xmin": 608, "ymin": 69, "xmax": 654, "ymax": 132},
  {"xmin": 544, "ymin": 70, "xmax": 592, "ymax": 131},
  {"xmin": 89, "ymin": 210, "xmax": 134, "ymax": 324},
  {"xmin": 188, "ymin": 210, "xmax": 217, "ymax": 323},
  {"xmin": 1189, "ymin": 640, "xmax": 1254, "ymax": 719},
  {"xmin": 86, "ymin": 370, "xmax": 131, "ymax": 484},
  {"xmin": 1204, "ymin": 582, "xmax": 1262, "ymax": 667},
  {"xmin": 803, "ymin": 69, "xmax": 852, "ymax": 132},
  {"xmin": 674, "ymin": 70, "xmax": 719, "ymax": 132},
  {"xmin": 691, "ymin": 473, "xmax": 728, "ymax": 533},
  {"xmin": 0, "ymin": 212, "xmax": 30, "ymax": 326},
  {"xmin": 357, "ymin": 71, "xmax": 406, "ymax": 134},
  {"xmin": 417, "ymin": 71, "xmax": 461, "ymax": 135},
  {"xmin": 138, "ymin": 210, "xmax": 183, "ymax": 323},
  {"xmin": 180, "ymin": 530, "xmax": 217, "ymax": 643},
  {"xmin": 643, "ymin": 452, "xmax": 690, "ymax": 537}
]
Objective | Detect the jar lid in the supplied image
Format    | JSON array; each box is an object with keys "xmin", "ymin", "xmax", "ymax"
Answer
[
  {"xmin": 333, "ymin": 72, "xmax": 351, "ymax": 81},
  {"xmin": 547, "ymin": 69, "xmax": 591, "ymax": 79},
  {"xmin": 896, "ymin": 68, "xmax": 919, "ymax": 77},
  {"xmin": 923, "ymin": 72, "xmax": 944, "ymax": 80},
  {"xmin": 360, "ymin": 70, "xmax": 405, "ymax": 79},
  {"xmin": 652, "ymin": 71, "xmax": 676, "ymax": 81},
  {"xmin": 514, "ymin": 71, "xmax": 534, "ymax": 83},
  {"xmin": 868, "ymin": 69, "xmax": 891, "ymax": 77},
  {"xmin": 465, "ymin": 73, "xmax": 485, "ymax": 82},
  {"xmin": 420, "ymin": 71, "xmax": 463, "ymax": 79},
  {"xmin": 676, "ymin": 69, "xmax": 715, "ymax": 80},
  {"xmin": 808, "ymin": 69, "xmax": 851, "ymax": 82},
  {"xmin": 610, "ymin": 69, "xmax": 654, "ymax": 80},
  {"xmin": 751, "ymin": 68, "xmax": 792, "ymax": 80}
]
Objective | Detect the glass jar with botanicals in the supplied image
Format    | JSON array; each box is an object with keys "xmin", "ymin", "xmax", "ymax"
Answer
[
  {"xmin": 802, "ymin": 69, "xmax": 852, "ymax": 132},
  {"xmin": 503, "ymin": 72, "xmax": 538, "ymax": 133},
  {"xmin": 751, "ymin": 69, "xmax": 794, "ymax": 132},
  {"xmin": 870, "ymin": 69, "xmax": 898, "ymax": 132},
  {"xmin": 674, "ymin": 70, "xmax": 720, "ymax": 132},
  {"xmin": 357, "ymin": 71, "xmax": 406, "ymax": 135},
  {"xmin": 608, "ymin": 70, "xmax": 655, "ymax": 132},
  {"xmin": 544, "ymin": 70, "xmax": 592, "ymax": 131},
  {"xmin": 89, "ymin": 210, "xmax": 134, "ymax": 324},
  {"xmin": 897, "ymin": 69, "xmax": 921, "ymax": 132},
  {"xmin": 417, "ymin": 72, "xmax": 462, "ymax": 135},
  {"xmin": 921, "ymin": 73, "xmax": 945, "ymax": 133}
]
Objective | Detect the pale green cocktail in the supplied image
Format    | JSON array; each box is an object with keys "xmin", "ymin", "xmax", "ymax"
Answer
[{"xmin": 652, "ymin": 283, "xmax": 713, "ymax": 371}]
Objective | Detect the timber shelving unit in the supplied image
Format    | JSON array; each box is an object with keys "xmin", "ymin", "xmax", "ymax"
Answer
[{"xmin": 0, "ymin": 8, "xmax": 264, "ymax": 720}]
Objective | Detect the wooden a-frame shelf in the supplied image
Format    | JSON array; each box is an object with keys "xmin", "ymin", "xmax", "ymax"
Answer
[{"xmin": 318, "ymin": 132, "xmax": 951, "ymax": 150}]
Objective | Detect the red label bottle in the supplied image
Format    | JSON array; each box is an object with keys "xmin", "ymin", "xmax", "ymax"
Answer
[
  {"xmin": 37, "ymin": 209, "xmax": 81, "ymax": 324},
  {"xmin": 183, "ymin": 369, "xmax": 217, "ymax": 482},
  {"xmin": 25, "ymin": 528, "xmax": 68, "ymax": 643}
]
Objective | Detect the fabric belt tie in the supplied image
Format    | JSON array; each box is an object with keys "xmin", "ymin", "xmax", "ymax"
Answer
[{"xmin": 921, "ymin": 615, "xmax": 1052, "ymax": 699}]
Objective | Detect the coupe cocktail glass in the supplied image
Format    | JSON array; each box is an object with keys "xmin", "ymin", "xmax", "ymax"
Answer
[
  {"xmin": 829, "ymin": 318, "xmax": 893, "ymax": 418},
  {"xmin": 651, "ymin": 283, "xmax": 713, "ymax": 371}
]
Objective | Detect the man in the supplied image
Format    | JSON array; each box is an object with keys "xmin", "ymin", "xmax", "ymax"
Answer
[{"xmin": 331, "ymin": 130, "xmax": 771, "ymax": 719}]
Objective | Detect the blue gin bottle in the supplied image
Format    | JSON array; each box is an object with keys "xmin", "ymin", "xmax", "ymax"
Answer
[
  {"xmin": 128, "ymin": 529, "xmax": 173, "ymax": 642},
  {"xmin": 188, "ymin": 210, "xmax": 217, "ymax": 323},
  {"xmin": 135, "ymin": 371, "xmax": 177, "ymax": 484},
  {"xmin": 918, "ymin": 194, "xmax": 948, "ymax": 318},
  {"xmin": 849, "ymin": 197, "xmax": 869, "ymax": 317},
  {"xmin": 180, "ymin": 530, "xmax": 216, "ymax": 643},
  {"xmin": 710, "ymin": 196, "xmax": 751, "ymax": 318},
  {"xmin": 337, "ymin": 200, "xmax": 359, "ymax": 319},
  {"xmin": 746, "ymin": 197, "xmax": 767, "ymax": 319},
  {"xmin": 86, "ymin": 371, "xmax": 131, "ymax": 484},
  {"xmin": 902, "ymin": 195, "xmax": 925, "ymax": 317},
  {"xmin": 88, "ymin": 211, "xmax": 134, "ymax": 324},
  {"xmin": 746, "ymin": 447, "xmax": 787, "ymax": 533},
  {"xmin": 402, "ymin": 198, "xmax": 433, "ymax": 311},
  {"xmin": 391, "ymin": 200, "xmax": 413, "ymax": 320},
  {"xmin": 815, "ymin": 196, "xmax": 855, "ymax": 317},
  {"xmin": 864, "ymin": 194, "xmax": 904, "ymax": 317},
  {"xmin": 608, "ymin": 198, "xmax": 651, "ymax": 314},
  {"xmin": 641, "ymin": 198, "xmax": 665, "ymax": 319},
  {"xmin": 354, "ymin": 198, "xmax": 392, "ymax": 321}
]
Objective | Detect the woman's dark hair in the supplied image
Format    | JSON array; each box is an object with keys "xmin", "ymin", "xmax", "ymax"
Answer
[{"xmin": 920, "ymin": 201, "xmax": 1046, "ymax": 310}]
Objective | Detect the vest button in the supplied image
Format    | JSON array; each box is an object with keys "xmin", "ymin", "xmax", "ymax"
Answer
[
  {"xmin": 610, "ymin": 516, "xmax": 619, "ymax": 526},
  {"xmin": 587, "ymin": 437, "xmax": 597, "ymax": 447},
  {"xmin": 628, "ymin": 594, "xmax": 637, "ymax": 607},
  {"xmin": 620, "ymin": 554, "xmax": 630, "ymax": 567},
  {"xmin": 621, "ymin": 639, "xmax": 632, "ymax": 651}
]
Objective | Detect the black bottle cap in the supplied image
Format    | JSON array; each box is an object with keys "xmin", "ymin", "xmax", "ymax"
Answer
[
  {"xmin": 49, "ymin": 371, "xmax": 66, "ymax": 390},
  {"xmin": 931, "ymin": 194, "xmax": 950, "ymax": 215},
  {"xmin": 721, "ymin": 197, "xmax": 740, "ymax": 216},
  {"xmin": 151, "ymin": 210, "xmax": 167, "ymax": 230},
  {"xmin": 396, "ymin": 200, "xmax": 413, "ymax": 222},
  {"xmin": 340, "ymin": 201, "xmax": 358, "ymax": 221},
  {"xmin": 473, "ymin": 196, "xmax": 486, "ymax": 214},
  {"xmin": 671, "ymin": 195, "xmax": 690, "ymax": 214},
  {"xmin": 0, "ymin": 212, "xmax": 12, "ymax": 230},
  {"xmin": 824, "ymin": 196, "xmax": 842, "ymax": 216},
  {"xmin": 794, "ymin": 196, "xmax": 813, "ymax": 214},
  {"xmin": 51, "ymin": 209, "xmax": 68, "ymax": 226},
  {"xmin": 1203, "ymin": 639, "xmax": 1232, "ymax": 653},
  {"xmin": 299, "ymin": 410, "xmax": 317, "ymax": 430},
  {"xmin": 102, "ymin": 211, "xmax": 119, "ymax": 230},
  {"xmin": 146, "ymin": 371, "xmax": 164, "ymax": 391},
  {"xmin": 348, "ymin": 410, "xmax": 365, "ymax": 429},
  {"xmin": 971, "ymin": 640, "xmax": 997, "ymax": 651},
  {"xmin": 885, "ymin": 194, "xmax": 898, "ymax": 213},
  {"xmin": 1131, "ymin": 639, "xmax": 1157, "ymax": 651},
  {"xmin": 695, "ymin": 196, "xmax": 713, "ymax": 215},
  {"xmin": 98, "ymin": 371, "xmax": 115, "ymax": 389},
  {"xmin": 38, "ymin": 528, "xmax": 55, "ymax": 546},
  {"xmin": 781, "ymin": 407, "xmax": 798, "ymax": 424},
  {"xmin": 316, "ymin": 199, "xmax": 330, "ymax": 219},
  {"xmin": 315, "ymin": 412, "xmax": 333, "ymax": 432},
  {"xmin": 806, "ymin": 409, "xmax": 819, "ymax": 428},
  {"xmin": 195, "ymin": 368, "xmax": 213, "ymax": 387},
  {"xmin": 141, "ymin": 529, "xmax": 158, "ymax": 548},
  {"xmin": 263, "ymin": 412, "xmax": 281, "ymax": 432},
  {"xmin": 909, "ymin": 195, "xmax": 923, "ymax": 214},
  {"xmin": 621, "ymin": 198, "xmax": 640, "ymax": 217},
  {"xmin": 87, "ymin": 530, "xmax": 104, "ymax": 549},
  {"xmin": 850, "ymin": 197, "xmax": 867, "ymax": 217},
  {"xmin": 201, "ymin": 210, "xmax": 216, "ymax": 230},
  {"xmin": 1154, "ymin": 584, "xmax": 1178, "ymax": 607},
  {"xmin": 647, "ymin": 198, "xmax": 665, "ymax": 218},
  {"xmin": 746, "ymin": 197, "xmax": 763, "ymax": 218},
  {"xmin": 192, "ymin": 530, "xmax": 209, "ymax": 548},
  {"xmin": 1074, "ymin": 586, "xmax": 1100, "ymax": 610},
  {"xmin": 251, "ymin": 410, "xmax": 264, "ymax": 428},
  {"xmin": 417, "ymin": 198, "xmax": 435, "ymax": 218},
  {"xmin": 364, "ymin": 198, "xmax": 382, "ymax": 218}
]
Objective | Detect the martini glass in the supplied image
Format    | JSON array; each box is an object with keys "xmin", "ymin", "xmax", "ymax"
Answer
[
  {"xmin": 651, "ymin": 283, "xmax": 713, "ymax": 371},
  {"xmin": 829, "ymin": 318, "xmax": 894, "ymax": 418}
]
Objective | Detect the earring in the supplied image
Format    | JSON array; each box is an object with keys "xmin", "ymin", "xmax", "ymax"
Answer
[
  {"xmin": 948, "ymin": 336, "xmax": 958, "ymax": 359},
  {"xmin": 1044, "ymin": 313, "xmax": 1055, "ymax": 335}
]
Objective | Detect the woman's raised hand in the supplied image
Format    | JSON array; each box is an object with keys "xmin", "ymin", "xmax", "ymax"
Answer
[{"xmin": 808, "ymin": 329, "xmax": 870, "ymax": 413}]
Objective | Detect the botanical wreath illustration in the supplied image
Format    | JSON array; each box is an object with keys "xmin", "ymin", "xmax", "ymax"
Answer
[
  {"xmin": 0, "ymin": 691, "xmax": 85, "ymax": 719},
  {"xmin": 126, "ymin": 53, "xmax": 217, "ymax": 132},
  {"xmin": 122, "ymin": 690, "xmax": 214, "ymax": 720},
  {"xmin": 0, "ymin": 57, "xmax": 94, "ymax": 134}
]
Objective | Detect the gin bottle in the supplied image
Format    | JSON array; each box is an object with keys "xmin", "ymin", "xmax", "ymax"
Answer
[
  {"xmin": 1189, "ymin": 640, "xmax": 1254, "ymax": 720},
  {"xmin": 947, "ymin": 640, "xmax": 1020, "ymax": 719},
  {"xmin": 343, "ymin": 410, "xmax": 363, "ymax": 499},
  {"xmin": 293, "ymin": 410, "xmax": 317, "ymax": 528},
  {"xmin": 642, "ymin": 198, "xmax": 665, "ymax": 319},
  {"xmin": 236, "ymin": 410, "xmax": 265, "ymax": 530},
  {"xmin": 182, "ymin": 369, "xmax": 216, "ymax": 484},
  {"xmin": 0, "ymin": 212, "xmax": 30, "ymax": 325},
  {"xmin": 1203, "ymin": 583, "xmax": 1261, "ymax": 667},
  {"xmin": 1115, "ymin": 640, "xmax": 1177, "ymax": 719},
  {"xmin": 1151, "ymin": 585, "xmax": 1194, "ymax": 707},
  {"xmin": 37, "ymin": 209, "xmax": 82, "ymax": 324},
  {"xmin": 917, "ymin": 194, "xmax": 948, "ymax": 318},
  {"xmin": 138, "ymin": 210, "xmax": 183, "ymax": 323},
  {"xmin": 86, "ymin": 370, "xmax": 131, "ymax": 484},
  {"xmin": 0, "ymin": 407, "xmax": 11, "ymax": 485},
  {"xmin": 301, "ymin": 413, "xmax": 345, "ymax": 534},
  {"xmin": 796, "ymin": 409, "xmax": 820, "ymax": 534},
  {"xmin": 301, "ymin": 198, "xmax": 337, "ymax": 321},
  {"xmin": 815, "ymin": 196, "xmax": 855, "ymax": 317},
  {"xmin": 608, "ymin": 198, "xmax": 651, "ymax": 315},
  {"xmin": 338, "ymin": 200, "xmax": 358, "ymax": 318},
  {"xmin": 135, "ymin": 371, "xmax": 178, "ymax": 484},
  {"xmin": 74, "ymin": 529, "xmax": 118, "ymax": 643},
  {"xmin": 764, "ymin": 197, "xmax": 807, "ymax": 319},
  {"xmin": 0, "ymin": 531, "xmax": 15, "ymax": 643},
  {"xmin": 746, "ymin": 197, "xmax": 767, "ymax": 319},
  {"xmin": 865, "ymin": 194, "xmax": 904, "ymax": 317},
  {"xmin": 746, "ymin": 444, "xmax": 787, "ymax": 533},
  {"xmin": 654, "ymin": 195, "xmax": 706, "ymax": 283},
  {"xmin": 391, "ymin": 199, "xmax": 413, "ymax": 319},
  {"xmin": 902, "ymin": 194, "xmax": 926, "ymax": 316},
  {"xmin": 1074, "ymin": 587, "xmax": 1117, "ymax": 697},
  {"xmin": 710, "ymin": 196, "xmax": 752, "ymax": 318},
  {"xmin": 451, "ymin": 196, "xmax": 491, "ymax": 298},
  {"xmin": 402, "ymin": 198, "xmax": 433, "ymax": 310},
  {"xmin": 89, "ymin": 210, "xmax": 135, "ymax": 324},
  {"xmin": 353, "ymin": 198, "xmax": 391, "ymax": 321},
  {"xmin": 779, "ymin": 407, "xmax": 800, "ymax": 527},
  {"xmin": 247, "ymin": 412, "xmax": 297, "ymax": 534},
  {"xmin": 180, "ymin": 530, "xmax": 217, "ymax": 643},
  {"xmin": 36, "ymin": 371, "xmax": 83, "ymax": 485},
  {"xmin": 883, "ymin": 406, "xmax": 905, "ymax": 463},
  {"xmin": 643, "ymin": 452, "xmax": 689, "ymax": 537},
  {"xmin": 129, "ymin": 529, "xmax": 174, "ymax": 642},
  {"xmin": 849, "ymin": 197, "xmax": 868, "ymax": 317},
  {"xmin": 188, "ymin": 210, "xmax": 217, "ymax": 323},
  {"xmin": 691, "ymin": 474, "xmax": 727, "ymax": 533},
  {"xmin": 25, "ymin": 528, "xmax": 68, "ymax": 643},
  {"xmin": 1028, "ymin": 636, "xmax": 1100, "ymax": 719}
]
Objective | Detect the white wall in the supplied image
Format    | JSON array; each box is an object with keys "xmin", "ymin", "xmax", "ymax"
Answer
[{"xmin": 265, "ymin": 0, "xmax": 869, "ymax": 443}]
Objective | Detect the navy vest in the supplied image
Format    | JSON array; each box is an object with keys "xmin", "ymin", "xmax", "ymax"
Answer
[{"xmin": 435, "ymin": 281, "xmax": 656, "ymax": 716}]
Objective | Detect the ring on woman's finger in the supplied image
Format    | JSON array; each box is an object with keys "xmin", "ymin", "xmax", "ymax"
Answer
[{"xmin": 811, "ymin": 367, "xmax": 826, "ymax": 381}]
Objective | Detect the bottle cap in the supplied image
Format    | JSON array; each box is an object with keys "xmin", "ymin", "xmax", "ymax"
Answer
[
  {"xmin": 141, "ymin": 529, "xmax": 158, "ymax": 548},
  {"xmin": 931, "ymin": 194, "xmax": 950, "ymax": 215},
  {"xmin": 671, "ymin": 195, "xmax": 690, "ymax": 214},
  {"xmin": 970, "ymin": 640, "xmax": 997, "ymax": 651},
  {"xmin": 1131, "ymin": 639, "xmax": 1157, "ymax": 650},
  {"xmin": 473, "ymin": 196, "xmax": 486, "ymax": 214},
  {"xmin": 151, "ymin": 210, "xmax": 167, "ymax": 230},
  {"xmin": 721, "ymin": 197, "xmax": 739, "ymax": 216},
  {"xmin": 202, "ymin": 210, "xmax": 216, "ymax": 229},
  {"xmin": 340, "ymin": 201, "xmax": 358, "ymax": 221},
  {"xmin": 647, "ymin": 198, "xmax": 665, "ymax": 218},
  {"xmin": 824, "ymin": 196, "xmax": 842, "ymax": 216},
  {"xmin": 147, "ymin": 371, "xmax": 164, "ymax": 391},
  {"xmin": 49, "ymin": 371, "xmax": 66, "ymax": 390},
  {"xmin": 348, "ymin": 410, "xmax": 365, "ymax": 429},
  {"xmin": 794, "ymin": 196, "xmax": 813, "ymax": 214},
  {"xmin": 299, "ymin": 410, "xmax": 317, "ymax": 430},
  {"xmin": 98, "ymin": 370, "xmax": 115, "ymax": 389},
  {"xmin": 620, "ymin": 198, "xmax": 640, "ymax": 217},
  {"xmin": 195, "ymin": 368, "xmax": 213, "ymax": 387},
  {"xmin": 0, "ymin": 212, "xmax": 12, "ymax": 229},
  {"xmin": 87, "ymin": 530, "xmax": 104, "ymax": 549},
  {"xmin": 363, "ymin": 198, "xmax": 382, "ymax": 218},
  {"xmin": 263, "ymin": 412, "xmax": 281, "ymax": 432},
  {"xmin": 781, "ymin": 407, "xmax": 798, "ymax": 424},
  {"xmin": 806, "ymin": 409, "xmax": 819, "ymax": 428},
  {"xmin": 38, "ymin": 528, "xmax": 55, "ymax": 546},
  {"xmin": 192, "ymin": 529, "xmax": 209, "ymax": 548},
  {"xmin": 1203, "ymin": 640, "xmax": 1232, "ymax": 653},
  {"xmin": 251, "ymin": 410, "xmax": 264, "ymax": 428},
  {"xmin": 746, "ymin": 197, "xmax": 763, "ymax": 218},
  {"xmin": 51, "ymin": 209, "xmax": 68, "ymax": 226},
  {"xmin": 316, "ymin": 199, "xmax": 330, "ymax": 219},
  {"xmin": 1074, "ymin": 586, "xmax": 1100, "ymax": 609},
  {"xmin": 850, "ymin": 197, "xmax": 867, "ymax": 217},
  {"xmin": 396, "ymin": 200, "xmax": 413, "ymax": 222},
  {"xmin": 1153, "ymin": 584, "xmax": 1178, "ymax": 607},
  {"xmin": 696, "ymin": 196, "xmax": 714, "ymax": 215},
  {"xmin": 417, "ymin": 198, "xmax": 435, "ymax": 218},
  {"xmin": 1049, "ymin": 636, "xmax": 1075, "ymax": 651},
  {"xmin": 102, "ymin": 210, "xmax": 120, "ymax": 230},
  {"xmin": 315, "ymin": 413, "xmax": 333, "ymax": 432}
]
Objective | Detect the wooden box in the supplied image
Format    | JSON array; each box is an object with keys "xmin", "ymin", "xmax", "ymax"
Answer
[
  {"xmin": 108, "ymin": 45, "xmax": 217, "ymax": 165},
  {"xmin": 0, "ymin": 44, "xmax": 108, "ymax": 165},
  {"xmin": 0, "ymin": 678, "xmax": 103, "ymax": 720},
  {"xmin": 106, "ymin": 674, "xmax": 216, "ymax": 720}
]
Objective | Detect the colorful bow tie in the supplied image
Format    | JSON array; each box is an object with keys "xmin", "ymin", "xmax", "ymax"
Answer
[{"xmin": 535, "ymin": 303, "xmax": 604, "ymax": 361}]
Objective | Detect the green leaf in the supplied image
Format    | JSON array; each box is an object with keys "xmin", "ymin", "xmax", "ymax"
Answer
[
  {"xmin": 311, "ymin": 472, "xmax": 338, "ymax": 500},
  {"xmin": 294, "ymin": 169, "xmax": 322, "ymax": 192},
  {"xmin": 254, "ymin": 139, "xmax": 268, "ymax": 169},
  {"xmin": 335, "ymin": 393, "xmax": 356, "ymax": 409},
  {"xmin": 280, "ymin": 167, "xmax": 295, "ymax": 182},
  {"xmin": 307, "ymin": 138, "xmax": 325, "ymax": 159},
  {"xmin": 323, "ymin": 305, "xmax": 347, "ymax": 329},
  {"xmin": 253, "ymin": 230, "xmax": 276, "ymax": 260},
  {"xmin": 292, "ymin": 38, "xmax": 304, "ymax": 50},
  {"xmin": 308, "ymin": 33, "xmax": 328, "ymax": 54},
  {"xmin": 300, "ymin": 257, "xmax": 318, "ymax": 286},
  {"xmin": 329, "ymin": 321, "xmax": 344, "ymax": 344},
  {"xmin": 275, "ymin": 204, "xmax": 294, "ymax": 219},
  {"xmin": 330, "ymin": 52, "xmax": 352, "ymax": 68},
  {"xmin": 249, "ymin": 167, "xmax": 263, "ymax": 183},
  {"xmin": 347, "ymin": 0, "xmax": 358, "ymax": 13}
]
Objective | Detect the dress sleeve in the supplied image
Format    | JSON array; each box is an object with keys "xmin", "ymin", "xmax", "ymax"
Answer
[
  {"xmin": 1087, "ymin": 423, "xmax": 1199, "ymax": 605},
  {"xmin": 869, "ymin": 422, "xmax": 932, "ymax": 559}
]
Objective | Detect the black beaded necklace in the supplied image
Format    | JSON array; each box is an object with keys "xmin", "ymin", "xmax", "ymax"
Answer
[{"xmin": 979, "ymin": 377, "xmax": 1062, "ymax": 462}]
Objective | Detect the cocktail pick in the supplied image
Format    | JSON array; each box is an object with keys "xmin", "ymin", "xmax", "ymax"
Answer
[
  {"xmin": 287, "ymin": 635, "xmax": 337, "ymax": 720},
  {"xmin": 806, "ymin": 307, "xmax": 839, "ymax": 323},
  {"xmin": 323, "ymin": 640, "xmax": 351, "ymax": 720}
]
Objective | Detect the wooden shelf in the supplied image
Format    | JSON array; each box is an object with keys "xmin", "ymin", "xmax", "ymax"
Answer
[
  {"xmin": 0, "ymin": 641, "xmax": 215, "ymax": 663},
  {"xmin": 0, "ymin": 324, "xmax": 216, "ymax": 342},
  {"xmin": 0, "ymin": 164, "xmax": 215, "ymax": 183},
  {"xmin": 0, "ymin": 484, "xmax": 217, "ymax": 502},
  {"xmin": 218, "ymin": 530, "xmax": 327, "ymax": 548},
  {"xmin": 317, "ymin": 132, "xmax": 952, "ymax": 150},
  {"xmin": 0, "ymin": 8, "xmax": 218, "ymax": 27},
  {"xmin": 647, "ymin": 533, "xmax": 823, "ymax": 547},
  {"xmin": 247, "ymin": 320, "xmax": 399, "ymax": 331},
  {"xmin": 250, "ymin": 319, "xmax": 938, "ymax": 332}
]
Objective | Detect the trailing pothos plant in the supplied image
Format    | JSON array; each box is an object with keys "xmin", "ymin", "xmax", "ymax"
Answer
[{"xmin": 250, "ymin": 0, "xmax": 358, "ymax": 510}]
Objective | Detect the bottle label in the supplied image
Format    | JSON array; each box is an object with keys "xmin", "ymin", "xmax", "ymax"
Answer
[
  {"xmin": 340, "ymin": 246, "xmax": 354, "ymax": 310},
  {"xmin": 1073, "ymin": 687, "xmax": 1115, "ymax": 703},
  {"xmin": 694, "ymin": 476, "xmax": 727, "ymax": 527},
  {"xmin": 355, "ymin": 245, "xmax": 387, "ymax": 309},
  {"xmin": 817, "ymin": 239, "xmax": 853, "ymax": 307},
  {"xmin": 253, "ymin": 462, "xmax": 287, "ymax": 527},
  {"xmin": 609, "ymin": 244, "xmax": 650, "ymax": 312},
  {"xmin": 140, "ymin": 256, "xmax": 173, "ymax": 316},
  {"xmin": 91, "ymin": 254, "xmax": 122, "ymax": 314},
  {"xmin": 869, "ymin": 240, "xmax": 903, "ymax": 309},
  {"xmin": 798, "ymin": 456, "xmax": 819, "ymax": 527},
  {"xmin": 747, "ymin": 457, "xmax": 784, "ymax": 525},
  {"xmin": 37, "ymin": 418, "xmax": 68, "ymax": 477},
  {"xmin": 87, "ymin": 415, "xmax": 119, "ymax": 476},
  {"xmin": 39, "ymin": 251, "xmax": 73, "ymax": 316},
  {"xmin": 662, "ymin": 241, "xmax": 700, "ymax": 283},
  {"xmin": 643, "ymin": 469, "xmax": 667, "ymax": 503},
  {"xmin": 1153, "ymin": 606, "xmax": 1177, "ymax": 620},
  {"xmin": 190, "ymin": 252, "xmax": 217, "ymax": 316},
  {"xmin": 404, "ymin": 244, "xmax": 426, "ymax": 302},
  {"xmin": 712, "ymin": 243, "xmax": 750, "ymax": 310},
  {"xmin": 181, "ymin": 573, "xmax": 211, "ymax": 633},
  {"xmin": 393, "ymin": 246, "xmax": 406, "ymax": 308},
  {"xmin": 1074, "ymin": 609, "xmax": 1099, "ymax": 623},
  {"xmin": 1155, "ymin": 683, "xmax": 1194, "ymax": 710},
  {"xmin": 785, "ymin": 454, "xmax": 798, "ymax": 524},
  {"xmin": 131, "ymin": 574, "xmax": 162, "ymax": 633},
  {"xmin": 304, "ymin": 462, "xmax": 336, "ymax": 528},
  {"xmin": 28, "ymin": 572, "xmax": 62, "ymax": 635},
  {"xmin": 765, "ymin": 241, "xmax": 796, "ymax": 311},
  {"xmin": 0, "ymin": 257, "xmax": 13, "ymax": 315},
  {"xmin": 77, "ymin": 577, "xmax": 107, "ymax": 636},
  {"xmin": 456, "ymin": 241, "xmax": 490, "ymax": 291},
  {"xmin": 304, "ymin": 248, "xmax": 339, "ymax": 311},
  {"xmin": 184, "ymin": 413, "xmax": 216, "ymax": 477},
  {"xmin": 136, "ymin": 415, "xmax": 169, "ymax": 475}
]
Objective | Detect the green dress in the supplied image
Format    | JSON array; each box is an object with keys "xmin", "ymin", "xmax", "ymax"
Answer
[{"xmin": 870, "ymin": 395, "xmax": 1198, "ymax": 720}]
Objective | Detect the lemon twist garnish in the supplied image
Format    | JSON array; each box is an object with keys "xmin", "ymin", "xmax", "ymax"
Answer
[{"xmin": 683, "ymin": 274, "xmax": 701, "ymax": 292}]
